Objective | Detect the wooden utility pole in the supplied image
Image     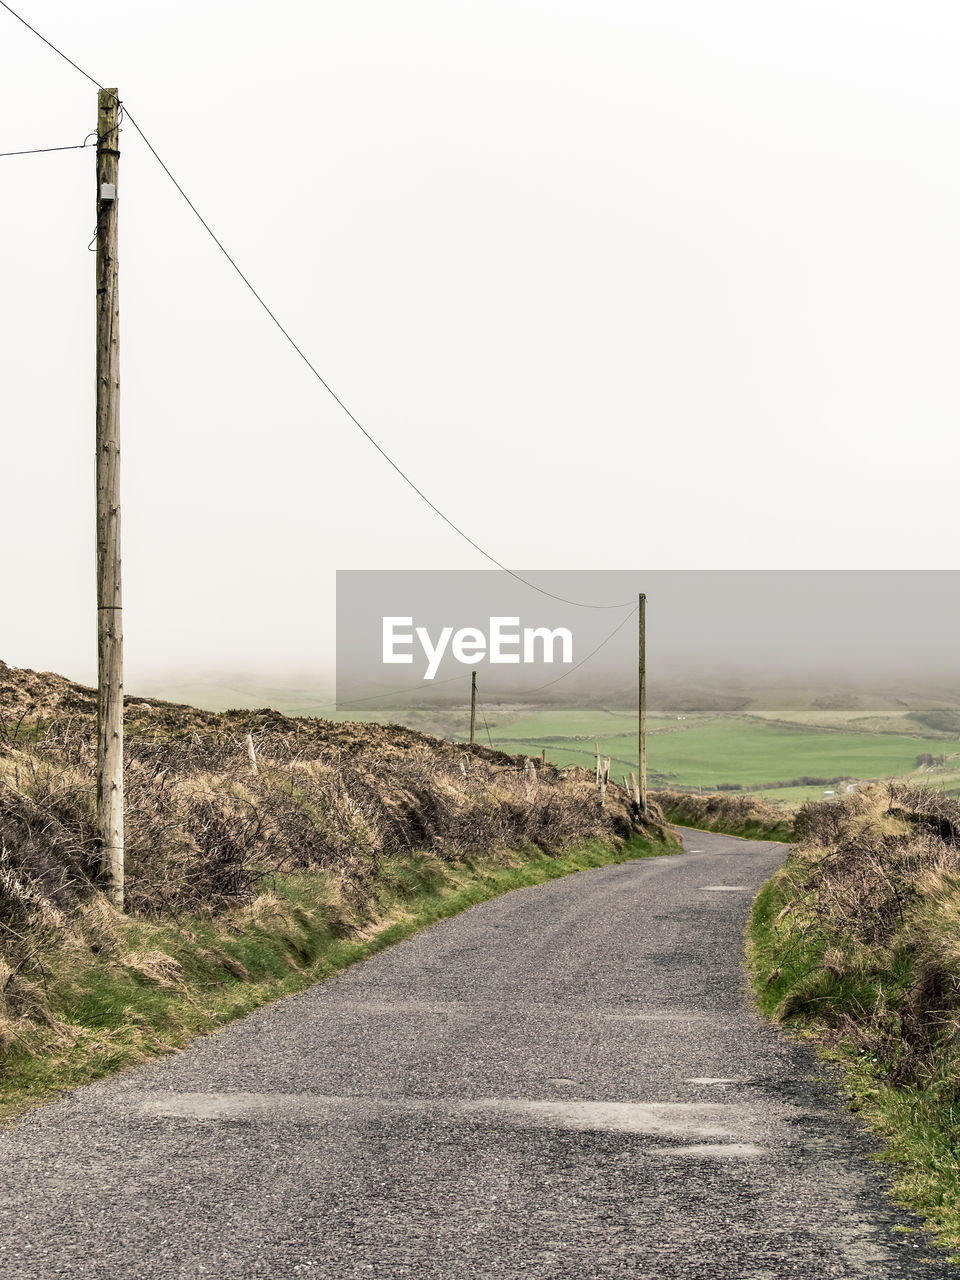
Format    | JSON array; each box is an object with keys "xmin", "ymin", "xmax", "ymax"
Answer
[
  {"xmin": 469, "ymin": 671, "xmax": 477, "ymax": 745},
  {"xmin": 638, "ymin": 593, "xmax": 647, "ymax": 812},
  {"xmin": 95, "ymin": 88, "xmax": 124, "ymax": 908}
]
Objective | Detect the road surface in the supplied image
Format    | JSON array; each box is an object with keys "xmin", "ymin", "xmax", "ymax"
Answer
[{"xmin": 0, "ymin": 830, "xmax": 953, "ymax": 1278}]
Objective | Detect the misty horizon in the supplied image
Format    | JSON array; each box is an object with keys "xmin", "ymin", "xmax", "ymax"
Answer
[{"xmin": 333, "ymin": 571, "xmax": 960, "ymax": 710}]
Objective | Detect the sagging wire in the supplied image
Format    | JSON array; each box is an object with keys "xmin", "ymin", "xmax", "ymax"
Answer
[{"xmin": 0, "ymin": 0, "xmax": 639, "ymax": 613}]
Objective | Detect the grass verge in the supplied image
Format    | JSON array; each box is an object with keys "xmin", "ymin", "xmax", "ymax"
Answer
[
  {"xmin": 0, "ymin": 831, "xmax": 676, "ymax": 1124},
  {"xmin": 746, "ymin": 791, "xmax": 960, "ymax": 1260}
]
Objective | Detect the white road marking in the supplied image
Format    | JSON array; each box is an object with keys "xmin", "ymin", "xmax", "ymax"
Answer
[
  {"xmin": 649, "ymin": 1142, "xmax": 765, "ymax": 1160},
  {"xmin": 140, "ymin": 1092, "xmax": 750, "ymax": 1138}
]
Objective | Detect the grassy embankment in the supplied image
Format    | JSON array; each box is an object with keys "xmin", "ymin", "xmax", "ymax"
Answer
[
  {"xmin": 0, "ymin": 660, "xmax": 677, "ymax": 1121},
  {"xmin": 748, "ymin": 786, "xmax": 960, "ymax": 1257}
]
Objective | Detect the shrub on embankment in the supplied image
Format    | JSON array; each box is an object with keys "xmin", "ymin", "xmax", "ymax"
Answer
[
  {"xmin": 0, "ymin": 660, "xmax": 672, "ymax": 1112},
  {"xmin": 749, "ymin": 785, "xmax": 960, "ymax": 1252},
  {"xmin": 655, "ymin": 789, "xmax": 795, "ymax": 842}
]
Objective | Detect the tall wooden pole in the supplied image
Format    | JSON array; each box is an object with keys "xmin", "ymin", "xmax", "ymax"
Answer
[
  {"xmin": 469, "ymin": 670, "xmax": 477, "ymax": 745},
  {"xmin": 638, "ymin": 593, "xmax": 647, "ymax": 812},
  {"xmin": 96, "ymin": 88, "xmax": 124, "ymax": 908}
]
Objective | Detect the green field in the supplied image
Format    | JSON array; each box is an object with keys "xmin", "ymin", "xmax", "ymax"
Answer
[
  {"xmin": 491, "ymin": 716, "xmax": 959, "ymax": 790},
  {"xmin": 481, "ymin": 708, "xmax": 673, "ymax": 739}
]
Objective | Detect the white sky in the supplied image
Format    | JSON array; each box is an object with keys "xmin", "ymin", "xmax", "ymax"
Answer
[{"xmin": 2, "ymin": 1, "xmax": 958, "ymax": 690}]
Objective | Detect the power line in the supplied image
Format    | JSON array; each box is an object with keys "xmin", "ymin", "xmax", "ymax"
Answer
[
  {"xmin": 0, "ymin": 138, "xmax": 95, "ymax": 158},
  {"xmin": 516, "ymin": 603, "xmax": 639, "ymax": 695},
  {"xmin": 0, "ymin": 0, "xmax": 635, "ymax": 614},
  {"xmin": 121, "ymin": 104, "xmax": 635, "ymax": 612},
  {"xmin": 473, "ymin": 688, "xmax": 496, "ymax": 751},
  {"xmin": 465, "ymin": 604, "xmax": 640, "ymax": 752},
  {"xmin": 0, "ymin": 0, "xmax": 103, "ymax": 89}
]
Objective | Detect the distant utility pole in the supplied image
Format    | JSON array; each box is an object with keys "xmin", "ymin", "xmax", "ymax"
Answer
[
  {"xmin": 95, "ymin": 88, "xmax": 124, "ymax": 909},
  {"xmin": 469, "ymin": 671, "xmax": 477, "ymax": 745},
  {"xmin": 638, "ymin": 593, "xmax": 647, "ymax": 812}
]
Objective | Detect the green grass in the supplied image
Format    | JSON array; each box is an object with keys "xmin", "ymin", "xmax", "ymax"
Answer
[
  {"xmin": 750, "ymin": 782, "xmax": 854, "ymax": 805},
  {"xmin": 487, "ymin": 709, "xmax": 675, "ymax": 739},
  {"xmin": 748, "ymin": 860, "xmax": 960, "ymax": 1260},
  {"xmin": 485, "ymin": 717, "xmax": 955, "ymax": 792},
  {"xmin": 0, "ymin": 717, "xmax": 49, "ymax": 745},
  {"xmin": 640, "ymin": 719, "xmax": 952, "ymax": 789},
  {"xmin": 748, "ymin": 707, "xmax": 942, "ymax": 735},
  {"xmin": 0, "ymin": 831, "xmax": 677, "ymax": 1123},
  {"xmin": 492, "ymin": 736, "xmax": 645, "ymax": 776}
]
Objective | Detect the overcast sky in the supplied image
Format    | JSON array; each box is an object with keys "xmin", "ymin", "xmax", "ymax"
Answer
[{"xmin": 2, "ymin": 1, "xmax": 958, "ymax": 692}]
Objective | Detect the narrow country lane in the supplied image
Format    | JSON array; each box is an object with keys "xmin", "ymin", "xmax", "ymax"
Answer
[{"xmin": 0, "ymin": 832, "xmax": 952, "ymax": 1279}]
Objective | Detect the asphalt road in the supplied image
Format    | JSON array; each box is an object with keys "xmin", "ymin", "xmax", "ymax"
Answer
[{"xmin": 0, "ymin": 830, "xmax": 954, "ymax": 1279}]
